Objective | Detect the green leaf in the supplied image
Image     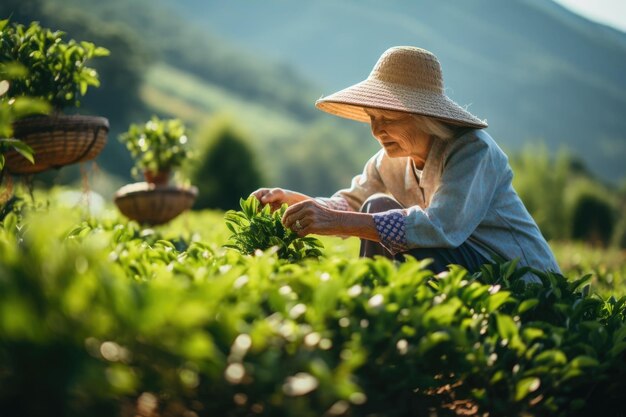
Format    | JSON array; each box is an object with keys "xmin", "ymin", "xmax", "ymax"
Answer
[
  {"xmin": 225, "ymin": 222, "xmax": 237, "ymax": 235},
  {"xmin": 3, "ymin": 212, "xmax": 18, "ymax": 232},
  {"xmin": 222, "ymin": 244, "xmax": 240, "ymax": 251},
  {"xmin": 495, "ymin": 314, "xmax": 518, "ymax": 340},
  {"xmin": 521, "ymin": 327, "xmax": 545, "ymax": 343},
  {"xmin": 570, "ymin": 355, "xmax": 599, "ymax": 368},
  {"xmin": 533, "ymin": 349, "xmax": 567, "ymax": 366},
  {"xmin": 156, "ymin": 239, "xmax": 176, "ymax": 249},
  {"xmin": 10, "ymin": 97, "xmax": 51, "ymax": 118},
  {"xmin": 79, "ymin": 80, "xmax": 88, "ymax": 96},
  {"xmin": 94, "ymin": 46, "xmax": 111, "ymax": 56},
  {"xmin": 416, "ymin": 330, "xmax": 451, "ymax": 355},
  {"xmin": 490, "ymin": 370, "xmax": 506, "ymax": 385},
  {"xmin": 0, "ymin": 62, "xmax": 28, "ymax": 79},
  {"xmin": 517, "ymin": 299, "xmax": 539, "ymax": 314},
  {"xmin": 569, "ymin": 274, "xmax": 592, "ymax": 292},
  {"xmin": 7, "ymin": 140, "xmax": 35, "ymax": 163},
  {"xmin": 487, "ymin": 291, "xmax": 512, "ymax": 312},
  {"xmin": 425, "ymin": 299, "xmax": 463, "ymax": 327},
  {"xmin": 503, "ymin": 258, "xmax": 519, "ymax": 279},
  {"xmin": 515, "ymin": 377, "xmax": 540, "ymax": 401}
]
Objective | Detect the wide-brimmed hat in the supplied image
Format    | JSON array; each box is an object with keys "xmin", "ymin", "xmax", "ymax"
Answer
[{"xmin": 315, "ymin": 46, "xmax": 487, "ymax": 129}]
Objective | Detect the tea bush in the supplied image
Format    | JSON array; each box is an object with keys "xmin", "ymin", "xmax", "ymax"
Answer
[
  {"xmin": 224, "ymin": 196, "xmax": 323, "ymax": 261},
  {"xmin": 552, "ymin": 242, "xmax": 626, "ymax": 297},
  {"xmin": 0, "ymin": 201, "xmax": 624, "ymax": 417}
]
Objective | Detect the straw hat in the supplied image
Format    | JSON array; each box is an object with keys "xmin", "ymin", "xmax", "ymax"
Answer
[{"xmin": 315, "ymin": 46, "xmax": 487, "ymax": 129}]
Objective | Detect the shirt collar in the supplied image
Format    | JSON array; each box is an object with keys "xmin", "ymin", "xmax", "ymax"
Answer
[{"xmin": 420, "ymin": 136, "xmax": 447, "ymax": 186}]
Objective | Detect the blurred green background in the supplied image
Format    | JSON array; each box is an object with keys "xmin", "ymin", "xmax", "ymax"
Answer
[
  {"xmin": 2, "ymin": 0, "xmax": 625, "ymax": 247},
  {"xmin": 2, "ymin": 3, "xmax": 626, "ymax": 415}
]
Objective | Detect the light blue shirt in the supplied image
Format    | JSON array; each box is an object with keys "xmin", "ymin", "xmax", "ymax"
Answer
[{"xmin": 327, "ymin": 129, "xmax": 561, "ymax": 274}]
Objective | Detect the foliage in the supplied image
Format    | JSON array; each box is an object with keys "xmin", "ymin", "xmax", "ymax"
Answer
[
  {"xmin": 0, "ymin": 0, "xmax": 151, "ymax": 182},
  {"xmin": 0, "ymin": 62, "xmax": 50, "ymax": 172},
  {"xmin": 570, "ymin": 188, "xmax": 615, "ymax": 247},
  {"xmin": 224, "ymin": 195, "xmax": 323, "ymax": 262},
  {"xmin": 163, "ymin": 0, "xmax": 626, "ymax": 184},
  {"xmin": 511, "ymin": 145, "xmax": 571, "ymax": 240},
  {"xmin": 612, "ymin": 215, "xmax": 626, "ymax": 249},
  {"xmin": 511, "ymin": 145, "xmax": 624, "ymax": 247},
  {"xmin": 191, "ymin": 117, "xmax": 263, "ymax": 210},
  {"xmin": 119, "ymin": 116, "xmax": 193, "ymax": 178},
  {"xmin": 552, "ymin": 242, "xmax": 626, "ymax": 297},
  {"xmin": 0, "ymin": 20, "xmax": 109, "ymax": 110},
  {"xmin": 17, "ymin": 0, "xmax": 317, "ymax": 123},
  {"xmin": 0, "ymin": 196, "xmax": 625, "ymax": 417},
  {"xmin": 0, "ymin": 138, "xmax": 34, "ymax": 171}
]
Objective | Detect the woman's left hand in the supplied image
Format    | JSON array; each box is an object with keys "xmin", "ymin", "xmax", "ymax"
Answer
[{"xmin": 282, "ymin": 200, "xmax": 342, "ymax": 236}]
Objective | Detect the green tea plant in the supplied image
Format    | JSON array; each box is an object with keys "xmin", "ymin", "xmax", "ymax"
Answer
[
  {"xmin": 119, "ymin": 116, "xmax": 194, "ymax": 179},
  {"xmin": 0, "ymin": 197, "xmax": 625, "ymax": 417},
  {"xmin": 0, "ymin": 20, "xmax": 109, "ymax": 110},
  {"xmin": 552, "ymin": 241, "xmax": 626, "ymax": 297},
  {"xmin": 224, "ymin": 195, "xmax": 323, "ymax": 261}
]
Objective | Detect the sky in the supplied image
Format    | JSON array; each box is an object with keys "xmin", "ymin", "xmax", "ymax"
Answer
[{"xmin": 553, "ymin": 0, "xmax": 626, "ymax": 32}]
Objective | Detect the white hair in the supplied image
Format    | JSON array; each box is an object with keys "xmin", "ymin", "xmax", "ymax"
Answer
[{"xmin": 411, "ymin": 114, "xmax": 456, "ymax": 140}]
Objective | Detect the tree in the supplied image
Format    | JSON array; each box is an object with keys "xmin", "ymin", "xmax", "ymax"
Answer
[
  {"xmin": 570, "ymin": 189, "xmax": 615, "ymax": 247},
  {"xmin": 191, "ymin": 117, "xmax": 263, "ymax": 210}
]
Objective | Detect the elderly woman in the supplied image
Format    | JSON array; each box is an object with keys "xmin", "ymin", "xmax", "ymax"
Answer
[{"xmin": 252, "ymin": 46, "xmax": 560, "ymax": 275}]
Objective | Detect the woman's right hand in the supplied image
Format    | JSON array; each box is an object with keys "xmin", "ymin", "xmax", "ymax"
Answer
[{"xmin": 251, "ymin": 188, "xmax": 310, "ymax": 211}]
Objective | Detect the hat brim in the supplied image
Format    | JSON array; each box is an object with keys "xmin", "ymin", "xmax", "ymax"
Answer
[{"xmin": 315, "ymin": 78, "xmax": 488, "ymax": 129}]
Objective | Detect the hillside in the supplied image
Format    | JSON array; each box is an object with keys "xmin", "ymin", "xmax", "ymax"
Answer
[
  {"xmin": 3, "ymin": 0, "xmax": 625, "ymax": 194},
  {"xmin": 2, "ymin": 0, "xmax": 377, "ymax": 196},
  {"xmin": 167, "ymin": 0, "xmax": 626, "ymax": 183}
]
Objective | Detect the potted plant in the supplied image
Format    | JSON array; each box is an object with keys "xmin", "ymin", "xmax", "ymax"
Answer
[
  {"xmin": 0, "ymin": 20, "xmax": 110, "ymax": 174},
  {"xmin": 1, "ymin": 61, "xmax": 51, "ymax": 207},
  {"xmin": 118, "ymin": 116, "xmax": 193, "ymax": 185},
  {"xmin": 114, "ymin": 116, "xmax": 197, "ymax": 225}
]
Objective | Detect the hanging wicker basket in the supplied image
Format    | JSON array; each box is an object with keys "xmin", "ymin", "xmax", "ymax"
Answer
[
  {"xmin": 5, "ymin": 114, "xmax": 109, "ymax": 175},
  {"xmin": 114, "ymin": 182, "xmax": 198, "ymax": 225}
]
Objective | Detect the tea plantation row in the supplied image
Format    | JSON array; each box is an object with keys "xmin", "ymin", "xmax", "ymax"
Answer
[{"xmin": 0, "ymin": 202, "xmax": 625, "ymax": 417}]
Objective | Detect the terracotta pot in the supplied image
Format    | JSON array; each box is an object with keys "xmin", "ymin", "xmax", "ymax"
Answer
[
  {"xmin": 114, "ymin": 182, "xmax": 198, "ymax": 225},
  {"xmin": 5, "ymin": 114, "xmax": 109, "ymax": 175},
  {"xmin": 143, "ymin": 170, "xmax": 170, "ymax": 186}
]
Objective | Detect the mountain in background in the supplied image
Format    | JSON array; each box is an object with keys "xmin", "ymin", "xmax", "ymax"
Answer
[
  {"xmin": 2, "ymin": 0, "xmax": 347, "ymax": 195},
  {"xmin": 166, "ymin": 0, "xmax": 626, "ymax": 183}
]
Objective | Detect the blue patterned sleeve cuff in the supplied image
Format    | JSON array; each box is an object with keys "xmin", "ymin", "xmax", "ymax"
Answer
[
  {"xmin": 315, "ymin": 196, "xmax": 354, "ymax": 212},
  {"xmin": 372, "ymin": 210, "xmax": 409, "ymax": 255}
]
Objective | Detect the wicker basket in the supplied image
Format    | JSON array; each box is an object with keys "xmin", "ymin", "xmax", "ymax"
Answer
[
  {"xmin": 114, "ymin": 182, "xmax": 198, "ymax": 225},
  {"xmin": 5, "ymin": 114, "xmax": 109, "ymax": 175}
]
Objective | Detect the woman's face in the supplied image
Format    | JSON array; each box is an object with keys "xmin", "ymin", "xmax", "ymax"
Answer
[{"xmin": 364, "ymin": 108, "xmax": 433, "ymax": 165}]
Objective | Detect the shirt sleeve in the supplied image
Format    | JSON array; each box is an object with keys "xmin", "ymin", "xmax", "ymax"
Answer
[
  {"xmin": 373, "ymin": 135, "xmax": 504, "ymax": 254},
  {"xmin": 315, "ymin": 196, "xmax": 354, "ymax": 211},
  {"xmin": 372, "ymin": 209, "xmax": 409, "ymax": 253}
]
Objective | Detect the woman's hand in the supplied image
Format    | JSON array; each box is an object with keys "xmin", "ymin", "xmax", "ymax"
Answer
[
  {"xmin": 251, "ymin": 188, "xmax": 310, "ymax": 211},
  {"xmin": 282, "ymin": 199, "xmax": 342, "ymax": 236},
  {"xmin": 283, "ymin": 199, "xmax": 381, "ymax": 240}
]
